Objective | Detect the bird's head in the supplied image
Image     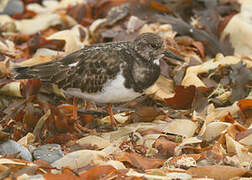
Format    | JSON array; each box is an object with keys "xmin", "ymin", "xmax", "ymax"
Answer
[
  {"xmin": 133, "ymin": 33, "xmax": 165, "ymax": 64},
  {"xmin": 133, "ymin": 33, "xmax": 184, "ymax": 65}
]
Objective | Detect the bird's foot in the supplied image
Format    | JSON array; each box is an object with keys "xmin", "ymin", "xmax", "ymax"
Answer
[
  {"xmin": 106, "ymin": 104, "xmax": 119, "ymax": 130},
  {"xmin": 75, "ymin": 123, "xmax": 97, "ymax": 134}
]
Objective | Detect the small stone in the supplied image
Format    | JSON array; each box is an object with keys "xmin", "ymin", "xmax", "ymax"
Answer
[
  {"xmin": 0, "ymin": 0, "xmax": 24, "ymax": 15},
  {"xmin": 0, "ymin": 140, "xmax": 32, "ymax": 161},
  {"xmin": 33, "ymin": 144, "xmax": 64, "ymax": 164},
  {"xmin": 127, "ymin": 16, "xmax": 145, "ymax": 33},
  {"xmin": 106, "ymin": 3, "xmax": 130, "ymax": 26}
]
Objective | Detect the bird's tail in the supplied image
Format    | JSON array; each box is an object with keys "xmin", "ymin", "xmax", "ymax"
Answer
[
  {"xmin": 13, "ymin": 65, "xmax": 36, "ymax": 79},
  {"xmin": 12, "ymin": 61, "xmax": 60, "ymax": 82}
]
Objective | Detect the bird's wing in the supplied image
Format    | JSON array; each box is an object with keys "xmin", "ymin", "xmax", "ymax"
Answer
[{"xmin": 14, "ymin": 45, "xmax": 123, "ymax": 93}]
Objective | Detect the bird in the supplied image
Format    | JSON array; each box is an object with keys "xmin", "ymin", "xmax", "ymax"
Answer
[{"xmin": 13, "ymin": 32, "xmax": 184, "ymax": 129}]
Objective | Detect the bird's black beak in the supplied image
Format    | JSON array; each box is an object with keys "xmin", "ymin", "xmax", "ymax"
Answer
[{"xmin": 163, "ymin": 49, "xmax": 184, "ymax": 62}]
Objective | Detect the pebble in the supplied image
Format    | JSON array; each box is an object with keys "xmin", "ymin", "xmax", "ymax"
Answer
[
  {"xmin": 0, "ymin": 140, "xmax": 33, "ymax": 161},
  {"xmin": 0, "ymin": 0, "xmax": 24, "ymax": 15},
  {"xmin": 33, "ymin": 144, "xmax": 64, "ymax": 164}
]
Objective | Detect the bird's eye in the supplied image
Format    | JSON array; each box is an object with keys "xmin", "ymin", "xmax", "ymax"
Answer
[{"xmin": 151, "ymin": 44, "xmax": 158, "ymax": 49}]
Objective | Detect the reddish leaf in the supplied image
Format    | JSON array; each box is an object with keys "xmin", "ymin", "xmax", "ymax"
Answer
[
  {"xmin": 238, "ymin": 99, "xmax": 252, "ymax": 125},
  {"xmin": 191, "ymin": 41, "xmax": 205, "ymax": 58},
  {"xmin": 203, "ymin": 142, "xmax": 224, "ymax": 164},
  {"xmin": 44, "ymin": 168, "xmax": 79, "ymax": 180},
  {"xmin": 67, "ymin": 3, "xmax": 94, "ymax": 26},
  {"xmin": 12, "ymin": 10, "xmax": 37, "ymax": 20},
  {"xmin": 23, "ymin": 102, "xmax": 42, "ymax": 131},
  {"xmin": 165, "ymin": 85, "xmax": 196, "ymax": 109},
  {"xmin": 238, "ymin": 99, "xmax": 252, "ymax": 111},
  {"xmin": 154, "ymin": 136, "xmax": 177, "ymax": 158},
  {"xmin": 115, "ymin": 152, "xmax": 165, "ymax": 170},
  {"xmin": 220, "ymin": 113, "xmax": 235, "ymax": 123},
  {"xmin": 34, "ymin": 160, "xmax": 53, "ymax": 169},
  {"xmin": 80, "ymin": 165, "xmax": 118, "ymax": 179},
  {"xmin": 23, "ymin": 0, "xmax": 42, "ymax": 5},
  {"xmin": 218, "ymin": 12, "xmax": 237, "ymax": 36},
  {"xmin": 46, "ymin": 133, "xmax": 77, "ymax": 144},
  {"xmin": 21, "ymin": 79, "xmax": 41, "ymax": 97},
  {"xmin": 150, "ymin": 0, "xmax": 171, "ymax": 13},
  {"xmin": 130, "ymin": 105, "xmax": 161, "ymax": 122},
  {"xmin": 137, "ymin": 128, "xmax": 163, "ymax": 136}
]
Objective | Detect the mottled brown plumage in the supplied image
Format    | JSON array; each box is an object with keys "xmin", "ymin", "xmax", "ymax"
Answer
[
  {"xmin": 14, "ymin": 33, "xmax": 169, "ymax": 102},
  {"xmin": 14, "ymin": 32, "xmax": 184, "ymax": 129}
]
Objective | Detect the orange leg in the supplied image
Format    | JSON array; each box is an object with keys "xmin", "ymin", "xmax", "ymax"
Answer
[
  {"xmin": 85, "ymin": 100, "xmax": 90, "ymax": 110},
  {"xmin": 106, "ymin": 104, "xmax": 118, "ymax": 130},
  {"xmin": 72, "ymin": 97, "xmax": 78, "ymax": 121}
]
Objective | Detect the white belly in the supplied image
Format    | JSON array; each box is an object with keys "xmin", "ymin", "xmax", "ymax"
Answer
[{"xmin": 65, "ymin": 73, "xmax": 142, "ymax": 103}]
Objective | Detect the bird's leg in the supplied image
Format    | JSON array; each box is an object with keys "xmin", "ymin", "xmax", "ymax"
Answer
[
  {"xmin": 85, "ymin": 100, "xmax": 90, "ymax": 110},
  {"xmin": 106, "ymin": 104, "xmax": 118, "ymax": 130},
  {"xmin": 72, "ymin": 97, "xmax": 78, "ymax": 121}
]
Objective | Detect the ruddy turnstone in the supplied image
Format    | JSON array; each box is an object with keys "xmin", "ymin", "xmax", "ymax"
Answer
[{"xmin": 13, "ymin": 33, "xmax": 184, "ymax": 129}]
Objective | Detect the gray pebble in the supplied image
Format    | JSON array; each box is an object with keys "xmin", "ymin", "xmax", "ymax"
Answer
[
  {"xmin": 106, "ymin": 3, "xmax": 130, "ymax": 26},
  {"xmin": 0, "ymin": 0, "xmax": 24, "ymax": 15},
  {"xmin": 33, "ymin": 144, "xmax": 64, "ymax": 164},
  {"xmin": 0, "ymin": 140, "xmax": 33, "ymax": 161}
]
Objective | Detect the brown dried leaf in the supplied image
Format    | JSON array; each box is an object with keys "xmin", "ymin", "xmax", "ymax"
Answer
[
  {"xmin": 23, "ymin": 102, "xmax": 41, "ymax": 131},
  {"xmin": 165, "ymin": 85, "xmax": 196, "ymax": 109},
  {"xmin": 238, "ymin": 99, "xmax": 252, "ymax": 112},
  {"xmin": 44, "ymin": 168, "xmax": 80, "ymax": 180},
  {"xmin": 0, "ymin": 61, "xmax": 10, "ymax": 78},
  {"xmin": 115, "ymin": 152, "xmax": 165, "ymax": 170},
  {"xmin": 79, "ymin": 165, "xmax": 118, "ymax": 179},
  {"xmin": 186, "ymin": 165, "xmax": 250, "ymax": 180},
  {"xmin": 220, "ymin": 113, "xmax": 235, "ymax": 123},
  {"xmin": 20, "ymin": 79, "xmax": 41, "ymax": 97},
  {"xmin": 150, "ymin": 0, "xmax": 171, "ymax": 13},
  {"xmin": 106, "ymin": 3, "xmax": 130, "ymax": 26},
  {"xmin": 67, "ymin": 3, "xmax": 94, "ymax": 26},
  {"xmin": 0, "ymin": 131, "xmax": 10, "ymax": 142},
  {"xmin": 191, "ymin": 41, "xmax": 205, "ymax": 58},
  {"xmin": 12, "ymin": 10, "xmax": 37, "ymax": 20},
  {"xmin": 170, "ymin": 154, "xmax": 202, "ymax": 164},
  {"xmin": 228, "ymin": 62, "xmax": 252, "ymax": 103},
  {"xmin": 203, "ymin": 142, "xmax": 225, "ymax": 164},
  {"xmin": 238, "ymin": 99, "xmax": 252, "ymax": 125},
  {"xmin": 236, "ymin": 128, "xmax": 252, "ymax": 142},
  {"xmin": 46, "ymin": 133, "xmax": 77, "ymax": 144},
  {"xmin": 146, "ymin": 75, "xmax": 174, "ymax": 100},
  {"xmin": 153, "ymin": 136, "xmax": 177, "ymax": 158},
  {"xmin": 130, "ymin": 105, "xmax": 161, "ymax": 122},
  {"xmin": 227, "ymin": 123, "xmax": 247, "ymax": 140}
]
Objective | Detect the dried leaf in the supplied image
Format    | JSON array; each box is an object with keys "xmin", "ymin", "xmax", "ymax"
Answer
[
  {"xmin": 130, "ymin": 105, "xmax": 161, "ymax": 122},
  {"xmin": 51, "ymin": 150, "xmax": 106, "ymax": 170},
  {"xmin": 187, "ymin": 165, "xmax": 249, "ymax": 179},
  {"xmin": 146, "ymin": 75, "xmax": 174, "ymax": 100},
  {"xmin": 170, "ymin": 154, "xmax": 201, "ymax": 165},
  {"xmin": 161, "ymin": 119, "xmax": 198, "ymax": 138},
  {"xmin": 228, "ymin": 62, "xmax": 252, "ymax": 103},
  {"xmin": 165, "ymin": 85, "xmax": 196, "ymax": 109},
  {"xmin": 153, "ymin": 136, "xmax": 177, "ymax": 158},
  {"xmin": 79, "ymin": 165, "xmax": 118, "ymax": 179},
  {"xmin": 44, "ymin": 168, "xmax": 80, "ymax": 180},
  {"xmin": 115, "ymin": 152, "xmax": 165, "ymax": 170},
  {"xmin": 77, "ymin": 135, "xmax": 111, "ymax": 150}
]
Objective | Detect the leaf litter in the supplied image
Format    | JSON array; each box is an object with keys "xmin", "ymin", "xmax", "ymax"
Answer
[{"xmin": 0, "ymin": 0, "xmax": 251, "ymax": 179}]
